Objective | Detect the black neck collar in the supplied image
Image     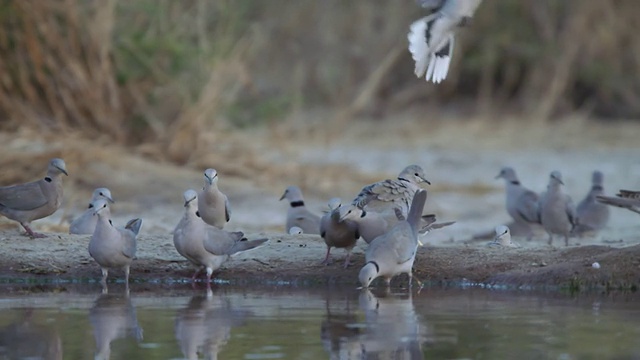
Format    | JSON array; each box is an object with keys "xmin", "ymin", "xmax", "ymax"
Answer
[
  {"xmin": 360, "ymin": 210, "xmax": 367, "ymax": 218},
  {"xmin": 44, "ymin": 177, "xmax": 52, "ymax": 183},
  {"xmin": 510, "ymin": 180, "xmax": 520, "ymax": 185},
  {"xmin": 592, "ymin": 185, "xmax": 603, "ymax": 191},
  {"xmin": 367, "ymin": 261, "xmax": 379, "ymax": 273},
  {"xmin": 290, "ymin": 201, "xmax": 305, "ymax": 208}
]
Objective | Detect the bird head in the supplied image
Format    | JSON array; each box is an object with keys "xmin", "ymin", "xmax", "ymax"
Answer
[
  {"xmin": 358, "ymin": 262, "xmax": 379, "ymax": 288},
  {"xmin": 204, "ymin": 168, "xmax": 218, "ymax": 186}
]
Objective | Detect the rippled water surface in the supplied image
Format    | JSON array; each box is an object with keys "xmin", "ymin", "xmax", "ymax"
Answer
[{"xmin": 0, "ymin": 286, "xmax": 638, "ymax": 359}]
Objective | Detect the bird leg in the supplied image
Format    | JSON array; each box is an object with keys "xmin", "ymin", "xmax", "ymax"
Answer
[
  {"xmin": 191, "ymin": 268, "xmax": 203, "ymax": 282},
  {"xmin": 547, "ymin": 234, "xmax": 554, "ymax": 246},
  {"xmin": 564, "ymin": 235, "xmax": 569, "ymax": 247},
  {"xmin": 124, "ymin": 266, "xmax": 130, "ymax": 292},
  {"xmin": 321, "ymin": 247, "xmax": 332, "ymax": 266},
  {"xmin": 409, "ymin": 271, "xmax": 424, "ymax": 290},
  {"xmin": 100, "ymin": 268, "xmax": 109, "ymax": 293},
  {"xmin": 343, "ymin": 250, "xmax": 353, "ymax": 269},
  {"xmin": 21, "ymin": 223, "xmax": 46, "ymax": 238}
]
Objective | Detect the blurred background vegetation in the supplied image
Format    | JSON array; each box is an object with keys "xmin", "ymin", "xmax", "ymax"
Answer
[{"xmin": 0, "ymin": 0, "xmax": 638, "ymax": 164}]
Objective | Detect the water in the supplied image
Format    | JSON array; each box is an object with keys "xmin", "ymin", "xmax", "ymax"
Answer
[{"xmin": 0, "ymin": 286, "xmax": 638, "ymax": 360}]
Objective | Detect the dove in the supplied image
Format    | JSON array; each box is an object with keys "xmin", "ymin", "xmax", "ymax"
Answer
[
  {"xmin": 197, "ymin": 168, "xmax": 231, "ymax": 229},
  {"xmin": 408, "ymin": 0, "xmax": 483, "ymax": 83},
  {"xmin": 495, "ymin": 167, "xmax": 540, "ymax": 241},
  {"xmin": 88, "ymin": 199, "xmax": 142, "ymax": 288},
  {"xmin": 488, "ymin": 225, "xmax": 520, "ymax": 248},
  {"xmin": 597, "ymin": 189, "xmax": 640, "ymax": 215},
  {"xmin": 69, "ymin": 187, "xmax": 115, "ymax": 235},
  {"xmin": 539, "ymin": 171, "xmax": 577, "ymax": 247},
  {"xmin": 173, "ymin": 189, "xmax": 268, "ymax": 283},
  {"xmin": 288, "ymin": 226, "xmax": 304, "ymax": 235},
  {"xmin": 358, "ymin": 189, "xmax": 427, "ymax": 288},
  {"xmin": 89, "ymin": 293, "xmax": 143, "ymax": 360},
  {"xmin": 352, "ymin": 164, "xmax": 430, "ymax": 222},
  {"xmin": 319, "ymin": 198, "xmax": 360, "ymax": 268},
  {"xmin": 573, "ymin": 171, "xmax": 610, "ymax": 236},
  {"xmin": 0, "ymin": 158, "xmax": 68, "ymax": 238},
  {"xmin": 280, "ymin": 185, "xmax": 321, "ymax": 234}
]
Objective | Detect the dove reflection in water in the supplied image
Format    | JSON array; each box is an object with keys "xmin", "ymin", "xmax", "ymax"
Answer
[
  {"xmin": 320, "ymin": 292, "xmax": 363, "ymax": 359},
  {"xmin": 0, "ymin": 308, "xmax": 62, "ymax": 360},
  {"xmin": 174, "ymin": 289, "xmax": 250, "ymax": 360},
  {"xmin": 357, "ymin": 290, "xmax": 428, "ymax": 359},
  {"xmin": 89, "ymin": 293, "xmax": 143, "ymax": 360}
]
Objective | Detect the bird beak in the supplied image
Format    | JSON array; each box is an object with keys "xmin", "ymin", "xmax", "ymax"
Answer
[
  {"xmin": 204, "ymin": 174, "xmax": 213, "ymax": 185},
  {"xmin": 184, "ymin": 198, "xmax": 194, "ymax": 207},
  {"xmin": 57, "ymin": 166, "xmax": 68, "ymax": 176},
  {"xmin": 279, "ymin": 193, "xmax": 286, "ymax": 201},
  {"xmin": 552, "ymin": 175, "xmax": 564, "ymax": 185},
  {"xmin": 106, "ymin": 196, "xmax": 115, "ymax": 204},
  {"xmin": 423, "ymin": 179, "xmax": 431, "ymax": 185},
  {"xmin": 494, "ymin": 173, "xmax": 502, "ymax": 179}
]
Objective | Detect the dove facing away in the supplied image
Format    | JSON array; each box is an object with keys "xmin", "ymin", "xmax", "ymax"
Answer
[
  {"xmin": 69, "ymin": 187, "xmax": 115, "ymax": 235},
  {"xmin": 174, "ymin": 190, "xmax": 268, "ymax": 283},
  {"xmin": 320, "ymin": 198, "xmax": 360, "ymax": 268},
  {"xmin": 352, "ymin": 165, "xmax": 430, "ymax": 222},
  {"xmin": 539, "ymin": 171, "xmax": 577, "ymax": 247},
  {"xmin": 488, "ymin": 225, "xmax": 520, "ymax": 248},
  {"xmin": 280, "ymin": 185, "xmax": 321, "ymax": 234},
  {"xmin": 359, "ymin": 189, "xmax": 427, "ymax": 289},
  {"xmin": 198, "ymin": 168, "xmax": 231, "ymax": 229},
  {"xmin": 495, "ymin": 167, "xmax": 541, "ymax": 240},
  {"xmin": 597, "ymin": 189, "xmax": 640, "ymax": 215},
  {"xmin": 573, "ymin": 171, "xmax": 610, "ymax": 236},
  {"xmin": 408, "ymin": 0, "xmax": 483, "ymax": 83},
  {"xmin": 88, "ymin": 199, "xmax": 142, "ymax": 288},
  {"xmin": 0, "ymin": 158, "xmax": 68, "ymax": 238}
]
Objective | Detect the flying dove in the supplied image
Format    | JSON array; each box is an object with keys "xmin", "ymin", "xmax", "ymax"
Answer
[
  {"xmin": 495, "ymin": 167, "xmax": 540, "ymax": 240},
  {"xmin": 319, "ymin": 198, "xmax": 360, "ymax": 268},
  {"xmin": 488, "ymin": 225, "xmax": 520, "ymax": 248},
  {"xmin": 358, "ymin": 189, "xmax": 427, "ymax": 288},
  {"xmin": 173, "ymin": 190, "xmax": 268, "ymax": 283},
  {"xmin": 280, "ymin": 185, "xmax": 321, "ymax": 234},
  {"xmin": 408, "ymin": 0, "xmax": 483, "ymax": 83},
  {"xmin": 573, "ymin": 171, "xmax": 610, "ymax": 236},
  {"xmin": 0, "ymin": 158, "xmax": 68, "ymax": 238},
  {"xmin": 351, "ymin": 165, "xmax": 430, "ymax": 222},
  {"xmin": 69, "ymin": 187, "xmax": 115, "ymax": 235},
  {"xmin": 197, "ymin": 168, "xmax": 231, "ymax": 229},
  {"xmin": 539, "ymin": 171, "xmax": 577, "ymax": 247},
  {"xmin": 339, "ymin": 203, "xmax": 448, "ymax": 244},
  {"xmin": 88, "ymin": 199, "xmax": 142, "ymax": 288},
  {"xmin": 90, "ymin": 293, "xmax": 143, "ymax": 360},
  {"xmin": 597, "ymin": 189, "xmax": 640, "ymax": 215}
]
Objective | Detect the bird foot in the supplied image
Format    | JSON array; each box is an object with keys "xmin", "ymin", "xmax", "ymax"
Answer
[{"xmin": 24, "ymin": 231, "xmax": 47, "ymax": 239}]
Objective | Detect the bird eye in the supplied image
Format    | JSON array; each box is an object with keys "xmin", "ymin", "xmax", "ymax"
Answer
[
  {"xmin": 103, "ymin": 204, "xmax": 107, "ymax": 208},
  {"xmin": 99, "ymin": 192, "xmax": 103, "ymax": 196}
]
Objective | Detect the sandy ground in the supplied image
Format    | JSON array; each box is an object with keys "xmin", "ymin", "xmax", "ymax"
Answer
[{"xmin": 1, "ymin": 111, "xmax": 640, "ymax": 290}]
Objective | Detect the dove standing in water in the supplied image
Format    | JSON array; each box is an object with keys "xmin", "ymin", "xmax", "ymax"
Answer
[
  {"xmin": 0, "ymin": 158, "xmax": 68, "ymax": 238},
  {"xmin": 539, "ymin": 171, "xmax": 577, "ymax": 247},
  {"xmin": 69, "ymin": 187, "xmax": 115, "ymax": 235},
  {"xmin": 597, "ymin": 189, "xmax": 640, "ymax": 215},
  {"xmin": 198, "ymin": 168, "xmax": 231, "ymax": 229},
  {"xmin": 320, "ymin": 198, "xmax": 359, "ymax": 268},
  {"xmin": 174, "ymin": 190, "xmax": 268, "ymax": 283},
  {"xmin": 496, "ymin": 167, "xmax": 541, "ymax": 241},
  {"xmin": 352, "ymin": 165, "xmax": 430, "ymax": 222},
  {"xmin": 408, "ymin": 0, "xmax": 483, "ymax": 83},
  {"xmin": 280, "ymin": 185, "xmax": 321, "ymax": 234},
  {"xmin": 488, "ymin": 225, "xmax": 520, "ymax": 248},
  {"xmin": 88, "ymin": 199, "xmax": 142, "ymax": 288},
  {"xmin": 573, "ymin": 171, "xmax": 610, "ymax": 236},
  {"xmin": 359, "ymin": 190, "xmax": 427, "ymax": 289}
]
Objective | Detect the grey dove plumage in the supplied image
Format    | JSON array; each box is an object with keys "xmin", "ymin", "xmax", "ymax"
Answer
[
  {"xmin": 90, "ymin": 293, "xmax": 143, "ymax": 360},
  {"xmin": 88, "ymin": 199, "xmax": 142, "ymax": 288},
  {"xmin": 352, "ymin": 165, "xmax": 430, "ymax": 222},
  {"xmin": 359, "ymin": 189, "xmax": 427, "ymax": 288},
  {"xmin": 488, "ymin": 225, "xmax": 520, "ymax": 248},
  {"xmin": 280, "ymin": 185, "xmax": 321, "ymax": 234},
  {"xmin": 539, "ymin": 171, "xmax": 577, "ymax": 247},
  {"xmin": 408, "ymin": 0, "xmax": 483, "ymax": 83},
  {"xmin": 496, "ymin": 167, "xmax": 541, "ymax": 240},
  {"xmin": 0, "ymin": 158, "xmax": 68, "ymax": 238},
  {"xmin": 597, "ymin": 189, "xmax": 640, "ymax": 215},
  {"xmin": 573, "ymin": 171, "xmax": 610, "ymax": 235},
  {"xmin": 174, "ymin": 190, "xmax": 268, "ymax": 283},
  {"xmin": 319, "ymin": 198, "xmax": 360, "ymax": 268},
  {"xmin": 198, "ymin": 168, "xmax": 231, "ymax": 229},
  {"xmin": 69, "ymin": 187, "xmax": 115, "ymax": 235}
]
